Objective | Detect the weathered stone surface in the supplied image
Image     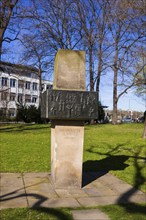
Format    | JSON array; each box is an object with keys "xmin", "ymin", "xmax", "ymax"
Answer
[
  {"xmin": 77, "ymin": 196, "xmax": 119, "ymax": 206},
  {"xmin": 1, "ymin": 173, "xmax": 146, "ymax": 210},
  {"xmin": 83, "ymin": 187, "xmax": 116, "ymax": 197},
  {"xmin": 54, "ymin": 50, "xmax": 86, "ymax": 90},
  {"xmin": 0, "ymin": 173, "xmax": 27, "ymax": 210},
  {"xmin": 51, "ymin": 120, "xmax": 84, "ymax": 188},
  {"xmin": 71, "ymin": 209, "xmax": 110, "ymax": 220},
  {"xmin": 41, "ymin": 198, "xmax": 80, "ymax": 208},
  {"xmin": 51, "ymin": 50, "xmax": 86, "ymax": 188},
  {"xmin": 23, "ymin": 173, "xmax": 58, "ymax": 203}
]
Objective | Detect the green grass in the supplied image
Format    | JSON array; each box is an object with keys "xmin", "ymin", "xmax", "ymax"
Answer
[
  {"xmin": 83, "ymin": 123, "xmax": 146, "ymax": 192},
  {"xmin": 99, "ymin": 203, "xmax": 146, "ymax": 220},
  {"xmin": 0, "ymin": 124, "xmax": 51, "ymax": 172},
  {"xmin": 0, "ymin": 123, "xmax": 146, "ymax": 192},
  {"xmin": 0, "ymin": 203, "xmax": 146, "ymax": 220},
  {"xmin": 0, "ymin": 207, "xmax": 73, "ymax": 220}
]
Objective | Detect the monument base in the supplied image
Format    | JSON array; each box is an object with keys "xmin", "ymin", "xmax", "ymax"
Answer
[{"xmin": 51, "ymin": 120, "xmax": 84, "ymax": 189}]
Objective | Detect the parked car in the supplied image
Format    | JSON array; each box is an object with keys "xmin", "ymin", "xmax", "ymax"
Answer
[
  {"xmin": 138, "ymin": 117, "xmax": 144, "ymax": 123},
  {"xmin": 122, "ymin": 117, "xmax": 133, "ymax": 123}
]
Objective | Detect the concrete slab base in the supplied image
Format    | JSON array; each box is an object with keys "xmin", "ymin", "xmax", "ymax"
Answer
[
  {"xmin": 71, "ymin": 209, "xmax": 110, "ymax": 220},
  {"xmin": 0, "ymin": 172, "xmax": 145, "ymax": 210}
]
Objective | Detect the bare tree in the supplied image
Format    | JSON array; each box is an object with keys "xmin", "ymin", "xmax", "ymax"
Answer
[
  {"xmin": 135, "ymin": 49, "xmax": 146, "ymax": 100},
  {"xmin": 107, "ymin": 0, "xmax": 145, "ymax": 124},
  {"xmin": 75, "ymin": 0, "xmax": 97, "ymax": 91},
  {"xmin": 18, "ymin": 0, "xmax": 83, "ymax": 82},
  {"xmin": 135, "ymin": 50, "xmax": 146, "ymax": 138},
  {"xmin": 91, "ymin": 0, "xmax": 109, "ymax": 101},
  {"xmin": 75, "ymin": 0, "xmax": 110, "ymax": 103},
  {"xmin": 27, "ymin": 0, "xmax": 82, "ymax": 50},
  {"xmin": 20, "ymin": 33, "xmax": 53, "ymax": 106},
  {"xmin": 0, "ymin": 0, "xmax": 19, "ymax": 60}
]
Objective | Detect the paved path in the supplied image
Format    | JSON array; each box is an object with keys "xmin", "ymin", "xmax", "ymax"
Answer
[{"xmin": 0, "ymin": 172, "xmax": 145, "ymax": 219}]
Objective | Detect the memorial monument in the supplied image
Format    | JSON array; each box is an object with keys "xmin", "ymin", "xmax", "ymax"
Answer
[{"xmin": 42, "ymin": 50, "xmax": 98, "ymax": 188}]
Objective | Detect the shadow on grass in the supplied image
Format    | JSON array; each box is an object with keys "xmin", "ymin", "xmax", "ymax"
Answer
[
  {"xmin": 83, "ymin": 143, "xmax": 146, "ymax": 185},
  {"xmin": 116, "ymin": 147, "xmax": 146, "ymax": 216},
  {"xmin": 31, "ymin": 207, "xmax": 72, "ymax": 220},
  {"xmin": 82, "ymin": 144, "xmax": 130, "ymax": 186},
  {"xmin": 0, "ymin": 141, "xmax": 145, "ymax": 218},
  {"xmin": 100, "ymin": 202, "xmax": 146, "ymax": 219},
  {"xmin": 0, "ymin": 124, "xmax": 50, "ymax": 133},
  {"xmin": 117, "ymin": 202, "xmax": 146, "ymax": 216},
  {"xmin": 82, "ymin": 155, "xmax": 129, "ymax": 186},
  {"xmin": 0, "ymin": 191, "xmax": 72, "ymax": 220},
  {"xmin": 83, "ymin": 143, "xmax": 146, "ymax": 216}
]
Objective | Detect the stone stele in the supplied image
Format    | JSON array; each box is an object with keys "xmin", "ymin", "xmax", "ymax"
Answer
[{"xmin": 51, "ymin": 49, "xmax": 86, "ymax": 188}]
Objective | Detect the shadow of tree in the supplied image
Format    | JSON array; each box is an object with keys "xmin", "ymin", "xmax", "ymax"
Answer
[
  {"xmin": 83, "ymin": 155, "xmax": 129, "ymax": 172},
  {"xmin": 83, "ymin": 143, "xmax": 146, "ymax": 216},
  {"xmin": 0, "ymin": 142, "xmax": 145, "ymax": 218},
  {"xmin": 0, "ymin": 124, "xmax": 50, "ymax": 133},
  {"xmin": 83, "ymin": 143, "xmax": 145, "ymax": 184},
  {"xmin": 82, "ymin": 144, "xmax": 130, "ymax": 186},
  {"xmin": 116, "ymin": 147, "xmax": 146, "ymax": 215},
  {"xmin": 31, "ymin": 207, "xmax": 72, "ymax": 220},
  {"xmin": 0, "ymin": 191, "xmax": 72, "ymax": 220},
  {"xmin": 82, "ymin": 155, "xmax": 129, "ymax": 186}
]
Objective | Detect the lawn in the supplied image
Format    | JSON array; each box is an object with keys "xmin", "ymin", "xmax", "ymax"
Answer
[
  {"xmin": 0, "ymin": 123, "xmax": 145, "ymax": 192},
  {"xmin": 0, "ymin": 123, "xmax": 146, "ymax": 219},
  {"xmin": 0, "ymin": 124, "xmax": 51, "ymax": 172},
  {"xmin": 0, "ymin": 207, "xmax": 73, "ymax": 220},
  {"xmin": 0, "ymin": 204, "xmax": 146, "ymax": 220},
  {"xmin": 83, "ymin": 123, "xmax": 146, "ymax": 192}
]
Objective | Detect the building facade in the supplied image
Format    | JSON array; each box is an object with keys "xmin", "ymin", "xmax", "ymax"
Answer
[{"xmin": 0, "ymin": 61, "xmax": 52, "ymax": 117}]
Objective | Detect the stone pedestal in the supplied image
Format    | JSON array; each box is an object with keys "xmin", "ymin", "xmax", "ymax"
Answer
[
  {"xmin": 53, "ymin": 50, "xmax": 86, "ymax": 91},
  {"xmin": 51, "ymin": 120, "xmax": 84, "ymax": 188},
  {"xmin": 51, "ymin": 50, "xmax": 85, "ymax": 188}
]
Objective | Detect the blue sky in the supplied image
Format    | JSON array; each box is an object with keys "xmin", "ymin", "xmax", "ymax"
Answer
[
  {"xmin": 100, "ymin": 85, "xmax": 145, "ymax": 112},
  {"xmin": 99, "ymin": 74, "xmax": 146, "ymax": 112}
]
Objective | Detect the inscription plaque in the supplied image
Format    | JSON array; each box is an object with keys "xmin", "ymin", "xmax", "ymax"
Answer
[{"xmin": 41, "ymin": 90, "xmax": 98, "ymax": 120}]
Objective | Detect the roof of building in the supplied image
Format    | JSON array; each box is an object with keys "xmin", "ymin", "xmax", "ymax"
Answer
[{"xmin": 0, "ymin": 61, "xmax": 38, "ymax": 75}]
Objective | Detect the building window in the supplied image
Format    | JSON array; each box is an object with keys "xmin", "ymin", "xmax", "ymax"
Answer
[
  {"xmin": 1, "ymin": 92, "xmax": 8, "ymax": 101},
  {"xmin": 1, "ymin": 108, "xmax": 7, "ymax": 117},
  {"xmin": 25, "ymin": 81, "xmax": 31, "ymax": 90},
  {"xmin": 10, "ymin": 78, "xmax": 16, "ymax": 88},
  {"xmin": 10, "ymin": 93, "xmax": 16, "ymax": 101},
  {"xmin": 18, "ymin": 80, "xmax": 24, "ymax": 88},
  {"xmin": 9, "ymin": 109, "xmax": 15, "ymax": 117},
  {"xmin": 2, "ymin": 77, "xmax": 8, "ymax": 86},
  {"xmin": 32, "ymin": 82, "xmax": 37, "ymax": 90},
  {"xmin": 10, "ymin": 78, "xmax": 16, "ymax": 87},
  {"xmin": 25, "ymin": 95, "xmax": 31, "ymax": 103},
  {"xmin": 32, "ymin": 96, "xmax": 37, "ymax": 103},
  {"xmin": 18, "ymin": 94, "xmax": 23, "ymax": 103}
]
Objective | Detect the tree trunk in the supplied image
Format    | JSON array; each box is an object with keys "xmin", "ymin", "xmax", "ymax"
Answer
[
  {"xmin": 142, "ymin": 119, "xmax": 146, "ymax": 138},
  {"xmin": 89, "ymin": 46, "xmax": 95, "ymax": 124},
  {"xmin": 112, "ymin": 70, "xmax": 118, "ymax": 124},
  {"xmin": 0, "ymin": 31, "xmax": 4, "ymax": 61},
  {"xmin": 112, "ymin": 95, "xmax": 118, "ymax": 125},
  {"xmin": 112, "ymin": 42, "xmax": 119, "ymax": 125},
  {"xmin": 142, "ymin": 112, "xmax": 146, "ymax": 138},
  {"xmin": 0, "ymin": 0, "xmax": 19, "ymax": 60},
  {"xmin": 89, "ymin": 46, "xmax": 94, "ymax": 92},
  {"xmin": 96, "ymin": 57, "xmax": 102, "ymax": 103}
]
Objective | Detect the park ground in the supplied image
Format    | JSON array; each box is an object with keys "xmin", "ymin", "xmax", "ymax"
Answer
[{"xmin": 0, "ymin": 123, "xmax": 146, "ymax": 219}]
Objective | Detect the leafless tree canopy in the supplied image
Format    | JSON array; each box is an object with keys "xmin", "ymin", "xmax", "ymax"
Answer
[{"xmin": 0, "ymin": 0, "xmax": 145, "ymax": 124}]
